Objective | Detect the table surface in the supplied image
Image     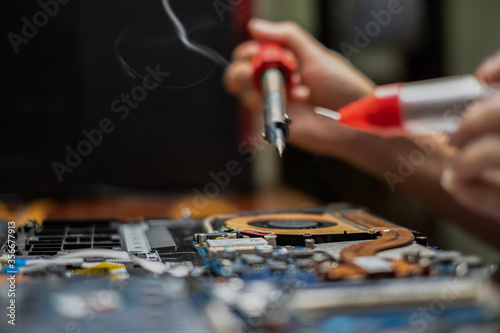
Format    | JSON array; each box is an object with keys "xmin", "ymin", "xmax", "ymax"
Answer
[{"xmin": 0, "ymin": 186, "xmax": 321, "ymax": 224}]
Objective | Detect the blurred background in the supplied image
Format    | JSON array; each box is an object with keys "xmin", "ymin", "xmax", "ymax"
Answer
[{"xmin": 1, "ymin": 0, "xmax": 499, "ymax": 260}]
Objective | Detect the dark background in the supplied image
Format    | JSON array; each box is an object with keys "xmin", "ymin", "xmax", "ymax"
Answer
[
  {"xmin": 1, "ymin": 0, "xmax": 442, "ymax": 221},
  {"xmin": 0, "ymin": 0, "xmax": 251, "ymax": 197}
]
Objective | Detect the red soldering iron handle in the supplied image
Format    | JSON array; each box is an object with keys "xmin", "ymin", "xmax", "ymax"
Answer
[{"xmin": 252, "ymin": 43, "xmax": 296, "ymax": 92}]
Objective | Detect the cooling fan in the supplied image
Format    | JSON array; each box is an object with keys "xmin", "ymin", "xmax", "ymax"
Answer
[{"xmin": 223, "ymin": 210, "xmax": 379, "ymax": 246}]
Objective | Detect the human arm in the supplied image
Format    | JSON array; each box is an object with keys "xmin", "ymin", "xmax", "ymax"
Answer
[{"xmin": 223, "ymin": 19, "xmax": 500, "ymax": 247}]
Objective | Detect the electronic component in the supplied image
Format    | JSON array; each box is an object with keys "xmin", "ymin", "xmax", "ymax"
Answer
[
  {"xmin": 120, "ymin": 223, "xmax": 150, "ymax": 254},
  {"xmin": 146, "ymin": 225, "xmax": 177, "ymax": 251},
  {"xmin": 205, "ymin": 238, "xmax": 273, "ymax": 257},
  {"xmin": 21, "ymin": 219, "xmax": 122, "ymax": 256},
  {"xmin": 1, "ymin": 204, "xmax": 498, "ymax": 333},
  {"xmin": 217, "ymin": 207, "xmax": 416, "ymax": 247}
]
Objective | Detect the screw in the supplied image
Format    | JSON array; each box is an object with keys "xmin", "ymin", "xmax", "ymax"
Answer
[{"xmin": 305, "ymin": 238, "xmax": 315, "ymax": 249}]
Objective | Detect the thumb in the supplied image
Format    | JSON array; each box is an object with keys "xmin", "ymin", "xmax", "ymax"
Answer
[
  {"xmin": 475, "ymin": 50, "xmax": 500, "ymax": 83},
  {"xmin": 248, "ymin": 19, "xmax": 325, "ymax": 63}
]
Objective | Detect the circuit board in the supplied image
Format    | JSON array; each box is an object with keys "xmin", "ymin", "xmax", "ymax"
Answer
[{"xmin": 1, "ymin": 203, "xmax": 499, "ymax": 332}]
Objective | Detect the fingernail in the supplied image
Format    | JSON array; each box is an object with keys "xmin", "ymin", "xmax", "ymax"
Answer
[
  {"xmin": 440, "ymin": 168, "xmax": 455, "ymax": 192},
  {"xmin": 249, "ymin": 18, "xmax": 274, "ymax": 32},
  {"xmin": 291, "ymin": 85, "xmax": 310, "ymax": 101}
]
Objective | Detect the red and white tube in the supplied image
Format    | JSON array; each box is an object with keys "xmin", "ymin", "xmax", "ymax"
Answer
[{"xmin": 337, "ymin": 75, "xmax": 490, "ymax": 135}]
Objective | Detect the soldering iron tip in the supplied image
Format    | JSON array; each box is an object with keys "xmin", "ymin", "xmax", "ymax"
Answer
[{"xmin": 275, "ymin": 140, "xmax": 285, "ymax": 157}]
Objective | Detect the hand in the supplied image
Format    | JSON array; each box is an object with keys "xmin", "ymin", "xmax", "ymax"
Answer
[
  {"xmin": 475, "ymin": 50, "xmax": 500, "ymax": 84},
  {"xmin": 441, "ymin": 52, "xmax": 500, "ymax": 220},
  {"xmin": 223, "ymin": 19, "xmax": 375, "ymax": 157}
]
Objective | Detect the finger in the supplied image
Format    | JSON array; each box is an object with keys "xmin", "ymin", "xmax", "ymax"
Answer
[
  {"xmin": 232, "ymin": 41, "xmax": 260, "ymax": 61},
  {"xmin": 285, "ymin": 101, "xmax": 356, "ymax": 157},
  {"xmin": 475, "ymin": 50, "xmax": 500, "ymax": 83},
  {"xmin": 451, "ymin": 94, "xmax": 500, "ymax": 148},
  {"xmin": 452, "ymin": 134, "xmax": 500, "ymax": 180},
  {"xmin": 449, "ymin": 178, "xmax": 500, "ymax": 220},
  {"xmin": 240, "ymin": 87, "xmax": 262, "ymax": 112},
  {"xmin": 287, "ymin": 106, "xmax": 334, "ymax": 155},
  {"xmin": 482, "ymin": 168, "xmax": 500, "ymax": 188},
  {"xmin": 290, "ymin": 85, "xmax": 310, "ymax": 102},
  {"xmin": 223, "ymin": 61, "xmax": 254, "ymax": 96},
  {"xmin": 248, "ymin": 18, "xmax": 325, "ymax": 63},
  {"xmin": 291, "ymin": 71, "xmax": 302, "ymax": 87}
]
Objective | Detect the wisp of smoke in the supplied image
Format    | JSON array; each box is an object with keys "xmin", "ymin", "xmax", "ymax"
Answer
[{"xmin": 161, "ymin": 0, "xmax": 229, "ymax": 68}]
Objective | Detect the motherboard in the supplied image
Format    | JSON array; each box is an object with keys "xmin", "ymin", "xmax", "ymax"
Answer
[{"xmin": 1, "ymin": 203, "xmax": 499, "ymax": 332}]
